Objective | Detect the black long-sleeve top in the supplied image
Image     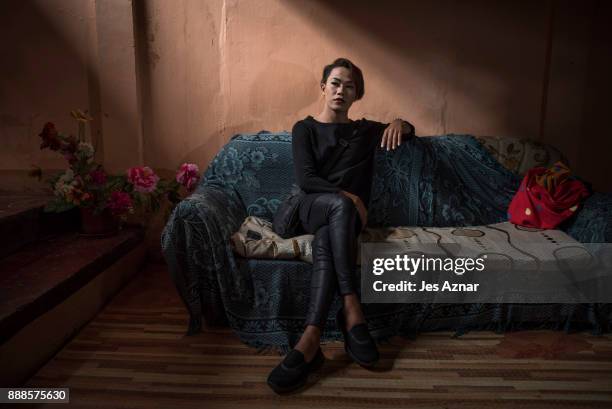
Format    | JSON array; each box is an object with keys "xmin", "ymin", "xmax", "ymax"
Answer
[{"xmin": 292, "ymin": 115, "xmax": 415, "ymax": 221}]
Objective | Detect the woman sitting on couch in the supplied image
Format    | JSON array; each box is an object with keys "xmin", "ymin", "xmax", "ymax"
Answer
[{"xmin": 267, "ymin": 57, "xmax": 417, "ymax": 393}]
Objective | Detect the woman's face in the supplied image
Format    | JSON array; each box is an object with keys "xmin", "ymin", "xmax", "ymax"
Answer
[{"xmin": 321, "ymin": 67, "xmax": 357, "ymax": 113}]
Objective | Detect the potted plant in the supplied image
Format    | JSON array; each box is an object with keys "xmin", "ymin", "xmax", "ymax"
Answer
[{"xmin": 32, "ymin": 111, "xmax": 200, "ymax": 236}]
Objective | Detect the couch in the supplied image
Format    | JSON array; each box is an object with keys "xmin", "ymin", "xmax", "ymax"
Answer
[{"xmin": 161, "ymin": 131, "xmax": 612, "ymax": 352}]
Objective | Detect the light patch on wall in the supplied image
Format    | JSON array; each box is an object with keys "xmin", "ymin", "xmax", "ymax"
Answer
[{"xmin": 248, "ymin": 61, "xmax": 319, "ymax": 119}]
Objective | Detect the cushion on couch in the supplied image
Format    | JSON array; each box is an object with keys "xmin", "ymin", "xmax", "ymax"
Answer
[{"xmin": 475, "ymin": 135, "xmax": 568, "ymax": 176}]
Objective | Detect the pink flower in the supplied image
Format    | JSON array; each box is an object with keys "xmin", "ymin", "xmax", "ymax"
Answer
[
  {"xmin": 90, "ymin": 169, "xmax": 107, "ymax": 185},
  {"xmin": 107, "ymin": 191, "xmax": 133, "ymax": 215},
  {"xmin": 126, "ymin": 166, "xmax": 159, "ymax": 193},
  {"xmin": 176, "ymin": 163, "xmax": 200, "ymax": 192}
]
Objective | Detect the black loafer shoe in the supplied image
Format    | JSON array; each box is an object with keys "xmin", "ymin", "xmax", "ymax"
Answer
[
  {"xmin": 267, "ymin": 347, "xmax": 325, "ymax": 394},
  {"xmin": 336, "ymin": 308, "xmax": 379, "ymax": 367}
]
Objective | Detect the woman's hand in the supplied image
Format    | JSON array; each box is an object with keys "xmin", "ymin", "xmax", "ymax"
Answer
[
  {"xmin": 340, "ymin": 190, "xmax": 367, "ymax": 230},
  {"xmin": 381, "ymin": 119, "xmax": 414, "ymax": 151},
  {"xmin": 380, "ymin": 119, "xmax": 403, "ymax": 151}
]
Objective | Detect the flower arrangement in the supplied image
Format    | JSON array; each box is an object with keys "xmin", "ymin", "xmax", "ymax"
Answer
[{"xmin": 32, "ymin": 111, "xmax": 200, "ymax": 223}]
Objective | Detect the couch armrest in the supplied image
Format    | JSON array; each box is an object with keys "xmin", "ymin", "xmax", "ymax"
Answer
[
  {"xmin": 161, "ymin": 183, "xmax": 247, "ymax": 334},
  {"xmin": 562, "ymin": 192, "xmax": 612, "ymax": 243}
]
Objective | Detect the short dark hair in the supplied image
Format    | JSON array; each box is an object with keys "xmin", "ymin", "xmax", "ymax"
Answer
[{"xmin": 321, "ymin": 58, "xmax": 365, "ymax": 100}]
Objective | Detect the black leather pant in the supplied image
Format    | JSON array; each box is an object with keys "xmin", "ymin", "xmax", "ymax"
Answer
[{"xmin": 299, "ymin": 193, "xmax": 362, "ymax": 328}]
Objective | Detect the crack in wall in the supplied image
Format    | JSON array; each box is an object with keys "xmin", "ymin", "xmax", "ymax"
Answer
[{"xmin": 218, "ymin": 0, "xmax": 229, "ymax": 140}]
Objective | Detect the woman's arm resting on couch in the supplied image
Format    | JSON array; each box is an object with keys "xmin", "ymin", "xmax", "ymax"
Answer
[{"xmin": 380, "ymin": 118, "xmax": 415, "ymax": 151}]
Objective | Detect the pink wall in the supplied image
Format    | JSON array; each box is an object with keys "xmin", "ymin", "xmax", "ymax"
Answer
[
  {"xmin": 136, "ymin": 0, "xmax": 612, "ymax": 191},
  {"xmin": 1, "ymin": 0, "xmax": 610, "ymax": 191},
  {"xmin": 140, "ymin": 0, "xmax": 549, "ymax": 168}
]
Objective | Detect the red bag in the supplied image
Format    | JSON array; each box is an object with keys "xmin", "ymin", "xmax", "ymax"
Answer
[{"xmin": 508, "ymin": 162, "xmax": 590, "ymax": 229}]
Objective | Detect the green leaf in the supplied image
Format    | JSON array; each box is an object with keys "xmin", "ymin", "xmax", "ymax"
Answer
[{"xmin": 167, "ymin": 189, "xmax": 181, "ymax": 204}]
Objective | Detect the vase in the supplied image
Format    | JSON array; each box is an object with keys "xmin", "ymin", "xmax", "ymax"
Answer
[{"xmin": 79, "ymin": 207, "xmax": 119, "ymax": 236}]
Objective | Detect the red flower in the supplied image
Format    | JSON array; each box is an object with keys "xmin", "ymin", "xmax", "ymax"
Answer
[
  {"xmin": 176, "ymin": 163, "xmax": 200, "ymax": 192},
  {"xmin": 107, "ymin": 191, "xmax": 133, "ymax": 215},
  {"xmin": 39, "ymin": 122, "xmax": 61, "ymax": 151},
  {"xmin": 126, "ymin": 166, "xmax": 159, "ymax": 193}
]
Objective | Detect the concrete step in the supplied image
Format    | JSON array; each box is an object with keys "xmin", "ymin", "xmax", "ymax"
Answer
[
  {"xmin": 0, "ymin": 193, "xmax": 79, "ymax": 258},
  {"xmin": 0, "ymin": 227, "xmax": 145, "ymax": 386}
]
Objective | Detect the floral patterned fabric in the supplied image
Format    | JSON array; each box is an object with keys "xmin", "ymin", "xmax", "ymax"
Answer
[
  {"xmin": 475, "ymin": 135, "xmax": 568, "ymax": 175},
  {"xmin": 368, "ymin": 134, "xmax": 522, "ymax": 227},
  {"xmin": 161, "ymin": 131, "xmax": 612, "ymax": 351}
]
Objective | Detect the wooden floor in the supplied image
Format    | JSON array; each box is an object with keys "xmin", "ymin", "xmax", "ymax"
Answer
[{"xmin": 24, "ymin": 263, "xmax": 612, "ymax": 409}]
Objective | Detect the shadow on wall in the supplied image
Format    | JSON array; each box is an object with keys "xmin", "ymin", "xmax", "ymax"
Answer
[
  {"xmin": 284, "ymin": 0, "xmax": 551, "ymax": 138},
  {"xmin": 0, "ymin": 0, "xmax": 141, "ymax": 175},
  {"xmin": 577, "ymin": 0, "xmax": 612, "ymax": 192},
  {"xmin": 0, "ymin": 0, "xmax": 92, "ymax": 172}
]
